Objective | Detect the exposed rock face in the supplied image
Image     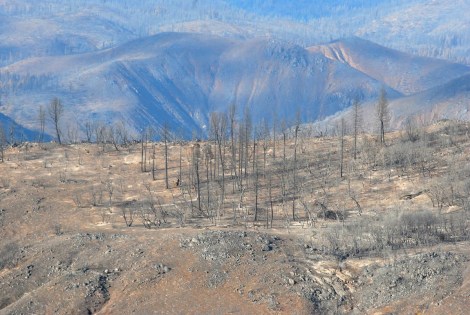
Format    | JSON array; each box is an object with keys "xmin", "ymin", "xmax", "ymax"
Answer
[{"xmin": 355, "ymin": 252, "xmax": 467, "ymax": 312}]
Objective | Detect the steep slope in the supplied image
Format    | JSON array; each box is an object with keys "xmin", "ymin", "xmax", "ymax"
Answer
[
  {"xmin": 1, "ymin": 33, "xmax": 393, "ymax": 138},
  {"xmin": 309, "ymin": 37, "xmax": 470, "ymax": 95},
  {"xmin": 356, "ymin": 0, "xmax": 470, "ymax": 64},
  {"xmin": 2, "ymin": 0, "xmax": 470, "ymax": 67},
  {"xmin": 308, "ymin": 73, "xmax": 470, "ymax": 134},
  {"xmin": 390, "ymin": 73, "xmax": 470, "ymax": 126},
  {"xmin": 0, "ymin": 113, "xmax": 45, "ymax": 142},
  {"xmin": 0, "ymin": 11, "xmax": 134, "ymax": 66}
]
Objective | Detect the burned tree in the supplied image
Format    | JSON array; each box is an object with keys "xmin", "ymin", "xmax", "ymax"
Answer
[
  {"xmin": 38, "ymin": 105, "xmax": 46, "ymax": 143},
  {"xmin": 339, "ymin": 118, "xmax": 346, "ymax": 178},
  {"xmin": 292, "ymin": 114, "xmax": 301, "ymax": 221},
  {"xmin": 49, "ymin": 97, "xmax": 64, "ymax": 144},
  {"xmin": 376, "ymin": 88, "xmax": 390, "ymax": 145},
  {"xmin": 158, "ymin": 123, "xmax": 172, "ymax": 189},
  {"xmin": 192, "ymin": 143, "xmax": 202, "ymax": 213},
  {"xmin": 0, "ymin": 122, "xmax": 5, "ymax": 163},
  {"xmin": 350, "ymin": 98, "xmax": 363, "ymax": 159},
  {"xmin": 210, "ymin": 111, "xmax": 228, "ymax": 202},
  {"xmin": 228, "ymin": 103, "xmax": 238, "ymax": 189}
]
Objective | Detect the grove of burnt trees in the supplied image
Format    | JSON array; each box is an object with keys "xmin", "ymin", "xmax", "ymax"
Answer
[
  {"xmin": 1, "ymin": 93, "xmax": 466, "ymax": 257},
  {"xmin": 126, "ymin": 99, "xmax": 468, "ymax": 238}
]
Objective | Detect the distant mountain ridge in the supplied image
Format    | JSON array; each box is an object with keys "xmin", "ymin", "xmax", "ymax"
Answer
[
  {"xmin": 1, "ymin": 33, "xmax": 398, "ymax": 138},
  {"xmin": 309, "ymin": 37, "xmax": 470, "ymax": 95},
  {"xmin": 1, "ymin": 0, "xmax": 470, "ymax": 66},
  {"xmin": 1, "ymin": 32, "xmax": 470, "ymax": 139},
  {"xmin": 0, "ymin": 112, "xmax": 45, "ymax": 142},
  {"xmin": 390, "ymin": 73, "xmax": 470, "ymax": 126}
]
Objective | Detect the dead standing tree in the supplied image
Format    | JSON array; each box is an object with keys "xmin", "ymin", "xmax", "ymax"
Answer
[
  {"xmin": 376, "ymin": 88, "xmax": 390, "ymax": 145},
  {"xmin": 350, "ymin": 98, "xmax": 363, "ymax": 160},
  {"xmin": 161, "ymin": 123, "xmax": 171, "ymax": 189},
  {"xmin": 49, "ymin": 97, "xmax": 64, "ymax": 144},
  {"xmin": 84, "ymin": 121, "xmax": 94, "ymax": 143},
  {"xmin": 152, "ymin": 142, "xmax": 156, "ymax": 181},
  {"xmin": 210, "ymin": 111, "xmax": 228, "ymax": 206},
  {"xmin": 238, "ymin": 118, "xmax": 246, "ymax": 191},
  {"xmin": 253, "ymin": 130, "xmax": 259, "ymax": 221},
  {"xmin": 38, "ymin": 105, "xmax": 46, "ymax": 143},
  {"xmin": 228, "ymin": 103, "xmax": 238, "ymax": 191},
  {"xmin": 339, "ymin": 118, "xmax": 346, "ymax": 178},
  {"xmin": 202, "ymin": 143, "xmax": 214, "ymax": 219},
  {"xmin": 192, "ymin": 143, "xmax": 202, "ymax": 214},
  {"xmin": 0, "ymin": 122, "xmax": 5, "ymax": 163},
  {"xmin": 141, "ymin": 127, "xmax": 155, "ymax": 173},
  {"xmin": 243, "ymin": 107, "xmax": 253, "ymax": 181},
  {"xmin": 292, "ymin": 113, "xmax": 301, "ymax": 221}
]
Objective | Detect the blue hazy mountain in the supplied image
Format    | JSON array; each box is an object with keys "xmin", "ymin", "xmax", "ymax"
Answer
[
  {"xmin": 0, "ymin": 112, "xmax": 46, "ymax": 142},
  {"xmin": 1, "ymin": 1, "xmax": 469, "ymax": 65},
  {"xmin": 1, "ymin": 1, "xmax": 470, "ymax": 139},
  {"xmin": 309, "ymin": 37, "xmax": 470, "ymax": 95},
  {"xmin": 1, "ymin": 33, "xmax": 397, "ymax": 137}
]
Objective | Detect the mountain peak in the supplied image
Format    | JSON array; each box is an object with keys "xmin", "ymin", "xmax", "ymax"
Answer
[{"xmin": 309, "ymin": 36, "xmax": 470, "ymax": 95}]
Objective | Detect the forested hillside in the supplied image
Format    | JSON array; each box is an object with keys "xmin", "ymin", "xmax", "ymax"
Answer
[{"xmin": 1, "ymin": 0, "xmax": 469, "ymax": 65}]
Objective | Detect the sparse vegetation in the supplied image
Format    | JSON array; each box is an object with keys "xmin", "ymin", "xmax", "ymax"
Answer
[
  {"xmin": 48, "ymin": 97, "xmax": 64, "ymax": 145},
  {"xmin": 1, "ymin": 2, "xmax": 470, "ymax": 313},
  {"xmin": 0, "ymin": 118, "xmax": 469, "ymax": 314}
]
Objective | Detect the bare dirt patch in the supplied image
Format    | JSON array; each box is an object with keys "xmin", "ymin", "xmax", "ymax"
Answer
[{"xmin": 1, "ymin": 122, "xmax": 470, "ymax": 314}]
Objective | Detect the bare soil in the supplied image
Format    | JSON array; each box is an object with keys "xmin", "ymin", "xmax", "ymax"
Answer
[{"xmin": 1, "ymin": 121, "xmax": 469, "ymax": 314}]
